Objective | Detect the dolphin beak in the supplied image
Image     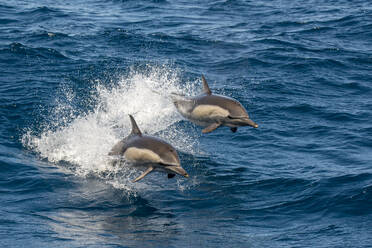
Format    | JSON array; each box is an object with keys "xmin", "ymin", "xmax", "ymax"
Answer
[
  {"xmin": 245, "ymin": 118, "xmax": 258, "ymax": 128},
  {"xmin": 168, "ymin": 166, "xmax": 189, "ymax": 178}
]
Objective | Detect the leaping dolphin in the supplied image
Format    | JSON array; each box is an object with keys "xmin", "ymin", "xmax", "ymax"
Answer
[
  {"xmin": 172, "ymin": 75, "xmax": 258, "ymax": 133},
  {"xmin": 108, "ymin": 115, "xmax": 189, "ymax": 182}
]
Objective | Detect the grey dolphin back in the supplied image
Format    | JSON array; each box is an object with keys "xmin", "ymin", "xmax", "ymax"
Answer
[
  {"xmin": 129, "ymin": 114, "xmax": 142, "ymax": 136},
  {"xmin": 201, "ymin": 75, "xmax": 212, "ymax": 95}
]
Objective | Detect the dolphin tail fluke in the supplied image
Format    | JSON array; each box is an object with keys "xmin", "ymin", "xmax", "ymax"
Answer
[
  {"xmin": 133, "ymin": 166, "xmax": 153, "ymax": 182},
  {"xmin": 170, "ymin": 92, "xmax": 186, "ymax": 97},
  {"xmin": 170, "ymin": 94, "xmax": 194, "ymax": 115},
  {"xmin": 202, "ymin": 122, "xmax": 221, "ymax": 133},
  {"xmin": 151, "ymin": 89, "xmax": 187, "ymax": 103},
  {"xmin": 201, "ymin": 75, "xmax": 212, "ymax": 95},
  {"xmin": 108, "ymin": 140, "xmax": 125, "ymax": 155},
  {"xmin": 170, "ymin": 92, "xmax": 188, "ymax": 104},
  {"xmin": 128, "ymin": 115, "xmax": 142, "ymax": 136}
]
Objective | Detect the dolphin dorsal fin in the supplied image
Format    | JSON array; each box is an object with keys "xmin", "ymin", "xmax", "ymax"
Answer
[
  {"xmin": 129, "ymin": 115, "xmax": 142, "ymax": 136},
  {"xmin": 201, "ymin": 75, "xmax": 212, "ymax": 95}
]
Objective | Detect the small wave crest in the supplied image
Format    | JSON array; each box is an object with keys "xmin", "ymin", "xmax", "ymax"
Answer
[{"xmin": 22, "ymin": 65, "xmax": 199, "ymax": 193}]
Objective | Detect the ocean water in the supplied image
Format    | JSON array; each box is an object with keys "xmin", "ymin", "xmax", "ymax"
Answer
[{"xmin": 1, "ymin": 0, "xmax": 372, "ymax": 247}]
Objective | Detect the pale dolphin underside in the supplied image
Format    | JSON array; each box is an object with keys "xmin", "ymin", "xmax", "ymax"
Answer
[{"xmin": 108, "ymin": 115, "xmax": 189, "ymax": 182}]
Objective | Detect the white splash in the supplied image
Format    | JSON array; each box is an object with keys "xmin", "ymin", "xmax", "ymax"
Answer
[{"xmin": 23, "ymin": 65, "xmax": 200, "ymax": 193}]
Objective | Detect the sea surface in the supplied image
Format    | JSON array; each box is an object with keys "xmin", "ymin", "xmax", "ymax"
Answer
[{"xmin": 1, "ymin": 0, "xmax": 372, "ymax": 247}]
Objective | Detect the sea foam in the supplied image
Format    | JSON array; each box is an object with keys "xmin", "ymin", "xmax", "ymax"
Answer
[{"xmin": 23, "ymin": 65, "xmax": 200, "ymax": 192}]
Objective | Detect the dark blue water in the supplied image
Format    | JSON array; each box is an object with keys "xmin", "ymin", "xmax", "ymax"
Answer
[{"xmin": 1, "ymin": 0, "xmax": 372, "ymax": 247}]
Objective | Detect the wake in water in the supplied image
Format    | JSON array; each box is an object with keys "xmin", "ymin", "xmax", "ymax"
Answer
[{"xmin": 23, "ymin": 65, "xmax": 200, "ymax": 192}]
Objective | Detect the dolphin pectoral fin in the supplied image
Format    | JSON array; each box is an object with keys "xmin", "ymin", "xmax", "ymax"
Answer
[
  {"xmin": 168, "ymin": 173, "xmax": 175, "ymax": 179},
  {"xmin": 230, "ymin": 127, "xmax": 237, "ymax": 133},
  {"xmin": 202, "ymin": 123, "xmax": 221, "ymax": 133},
  {"xmin": 133, "ymin": 166, "xmax": 153, "ymax": 182}
]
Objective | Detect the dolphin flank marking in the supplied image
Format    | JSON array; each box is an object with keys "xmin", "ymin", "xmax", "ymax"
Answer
[
  {"xmin": 124, "ymin": 147, "xmax": 162, "ymax": 164},
  {"xmin": 191, "ymin": 105, "xmax": 229, "ymax": 119}
]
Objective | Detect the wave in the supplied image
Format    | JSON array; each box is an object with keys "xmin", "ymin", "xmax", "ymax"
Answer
[
  {"xmin": 0, "ymin": 42, "xmax": 68, "ymax": 60},
  {"xmin": 18, "ymin": 6, "xmax": 69, "ymax": 18}
]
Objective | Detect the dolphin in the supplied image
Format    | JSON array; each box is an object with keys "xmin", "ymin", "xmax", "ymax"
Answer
[
  {"xmin": 172, "ymin": 75, "xmax": 258, "ymax": 133},
  {"xmin": 108, "ymin": 115, "xmax": 189, "ymax": 182}
]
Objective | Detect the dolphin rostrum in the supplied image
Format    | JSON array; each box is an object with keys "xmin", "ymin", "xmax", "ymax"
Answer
[
  {"xmin": 108, "ymin": 115, "xmax": 189, "ymax": 182},
  {"xmin": 172, "ymin": 75, "xmax": 258, "ymax": 133}
]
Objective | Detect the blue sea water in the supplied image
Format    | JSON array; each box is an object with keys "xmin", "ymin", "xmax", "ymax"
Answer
[{"xmin": 1, "ymin": 0, "xmax": 372, "ymax": 247}]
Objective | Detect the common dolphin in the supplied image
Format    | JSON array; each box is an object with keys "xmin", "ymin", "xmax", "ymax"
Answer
[
  {"xmin": 108, "ymin": 115, "xmax": 189, "ymax": 182},
  {"xmin": 172, "ymin": 75, "xmax": 258, "ymax": 133}
]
